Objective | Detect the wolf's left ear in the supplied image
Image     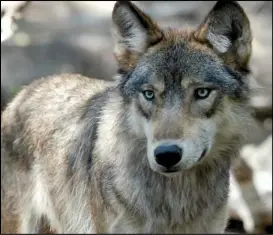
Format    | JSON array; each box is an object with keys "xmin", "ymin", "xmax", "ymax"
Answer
[
  {"xmin": 195, "ymin": 1, "xmax": 252, "ymax": 72},
  {"xmin": 112, "ymin": 1, "xmax": 163, "ymax": 72}
]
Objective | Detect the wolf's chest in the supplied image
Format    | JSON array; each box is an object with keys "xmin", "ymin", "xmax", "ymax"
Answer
[
  {"xmin": 107, "ymin": 173, "xmax": 229, "ymax": 233},
  {"xmin": 107, "ymin": 185, "xmax": 227, "ymax": 233}
]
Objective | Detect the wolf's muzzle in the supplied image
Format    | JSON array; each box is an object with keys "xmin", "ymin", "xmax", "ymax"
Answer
[{"xmin": 154, "ymin": 144, "xmax": 182, "ymax": 169}]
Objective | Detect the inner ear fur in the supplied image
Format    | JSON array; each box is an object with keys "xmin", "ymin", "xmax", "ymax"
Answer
[
  {"xmin": 112, "ymin": 1, "xmax": 163, "ymax": 72},
  {"xmin": 194, "ymin": 1, "xmax": 252, "ymax": 73}
]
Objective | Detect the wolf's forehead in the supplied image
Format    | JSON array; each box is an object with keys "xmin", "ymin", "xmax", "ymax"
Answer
[
  {"xmin": 139, "ymin": 43, "xmax": 233, "ymax": 86},
  {"xmin": 147, "ymin": 43, "xmax": 220, "ymax": 78}
]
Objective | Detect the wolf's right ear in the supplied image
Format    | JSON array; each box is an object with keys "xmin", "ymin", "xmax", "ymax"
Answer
[
  {"xmin": 195, "ymin": 1, "xmax": 252, "ymax": 72},
  {"xmin": 112, "ymin": 1, "xmax": 163, "ymax": 72}
]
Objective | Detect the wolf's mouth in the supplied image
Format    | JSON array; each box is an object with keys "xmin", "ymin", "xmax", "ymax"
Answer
[
  {"xmin": 159, "ymin": 168, "xmax": 182, "ymax": 177},
  {"xmin": 163, "ymin": 168, "xmax": 180, "ymax": 173},
  {"xmin": 198, "ymin": 148, "xmax": 207, "ymax": 162},
  {"xmin": 165, "ymin": 169, "xmax": 178, "ymax": 173}
]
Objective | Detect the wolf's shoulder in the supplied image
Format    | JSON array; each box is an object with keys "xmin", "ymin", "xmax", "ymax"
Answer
[{"xmin": 3, "ymin": 73, "xmax": 114, "ymax": 115}]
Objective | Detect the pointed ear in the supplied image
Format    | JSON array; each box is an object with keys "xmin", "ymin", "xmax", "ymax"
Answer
[
  {"xmin": 195, "ymin": 1, "xmax": 252, "ymax": 73},
  {"xmin": 112, "ymin": 1, "xmax": 163, "ymax": 72}
]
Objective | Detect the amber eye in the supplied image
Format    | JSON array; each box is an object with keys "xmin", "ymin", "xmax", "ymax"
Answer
[
  {"xmin": 194, "ymin": 88, "xmax": 212, "ymax": 100},
  {"xmin": 142, "ymin": 90, "xmax": 155, "ymax": 101}
]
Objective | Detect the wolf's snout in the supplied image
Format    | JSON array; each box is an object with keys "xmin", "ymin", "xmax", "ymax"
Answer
[{"xmin": 154, "ymin": 145, "xmax": 182, "ymax": 168}]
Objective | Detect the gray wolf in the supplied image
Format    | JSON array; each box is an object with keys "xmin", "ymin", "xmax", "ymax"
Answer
[{"xmin": 1, "ymin": 1, "xmax": 254, "ymax": 233}]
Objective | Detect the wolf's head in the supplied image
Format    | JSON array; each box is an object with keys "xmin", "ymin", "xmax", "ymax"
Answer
[{"xmin": 112, "ymin": 1, "xmax": 253, "ymax": 175}]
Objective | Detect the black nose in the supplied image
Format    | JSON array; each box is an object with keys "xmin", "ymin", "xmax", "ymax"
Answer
[{"xmin": 154, "ymin": 145, "xmax": 182, "ymax": 168}]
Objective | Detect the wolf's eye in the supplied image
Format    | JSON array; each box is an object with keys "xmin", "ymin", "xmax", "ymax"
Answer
[
  {"xmin": 142, "ymin": 90, "xmax": 155, "ymax": 101},
  {"xmin": 195, "ymin": 88, "xmax": 212, "ymax": 99}
]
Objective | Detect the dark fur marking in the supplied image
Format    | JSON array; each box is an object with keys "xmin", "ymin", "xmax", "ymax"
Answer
[
  {"xmin": 204, "ymin": 65, "xmax": 248, "ymax": 101},
  {"xmin": 118, "ymin": 70, "xmax": 134, "ymax": 98},
  {"xmin": 205, "ymin": 94, "xmax": 223, "ymax": 118},
  {"xmin": 223, "ymin": 65, "xmax": 249, "ymax": 100},
  {"xmin": 119, "ymin": 67, "xmax": 150, "ymax": 100},
  {"xmin": 136, "ymin": 101, "xmax": 150, "ymax": 119},
  {"xmin": 67, "ymin": 89, "xmax": 111, "ymax": 180},
  {"xmin": 98, "ymin": 165, "xmax": 117, "ymax": 214}
]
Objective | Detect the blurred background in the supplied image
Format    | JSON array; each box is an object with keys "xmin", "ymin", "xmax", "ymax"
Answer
[{"xmin": 1, "ymin": 1, "xmax": 272, "ymax": 234}]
